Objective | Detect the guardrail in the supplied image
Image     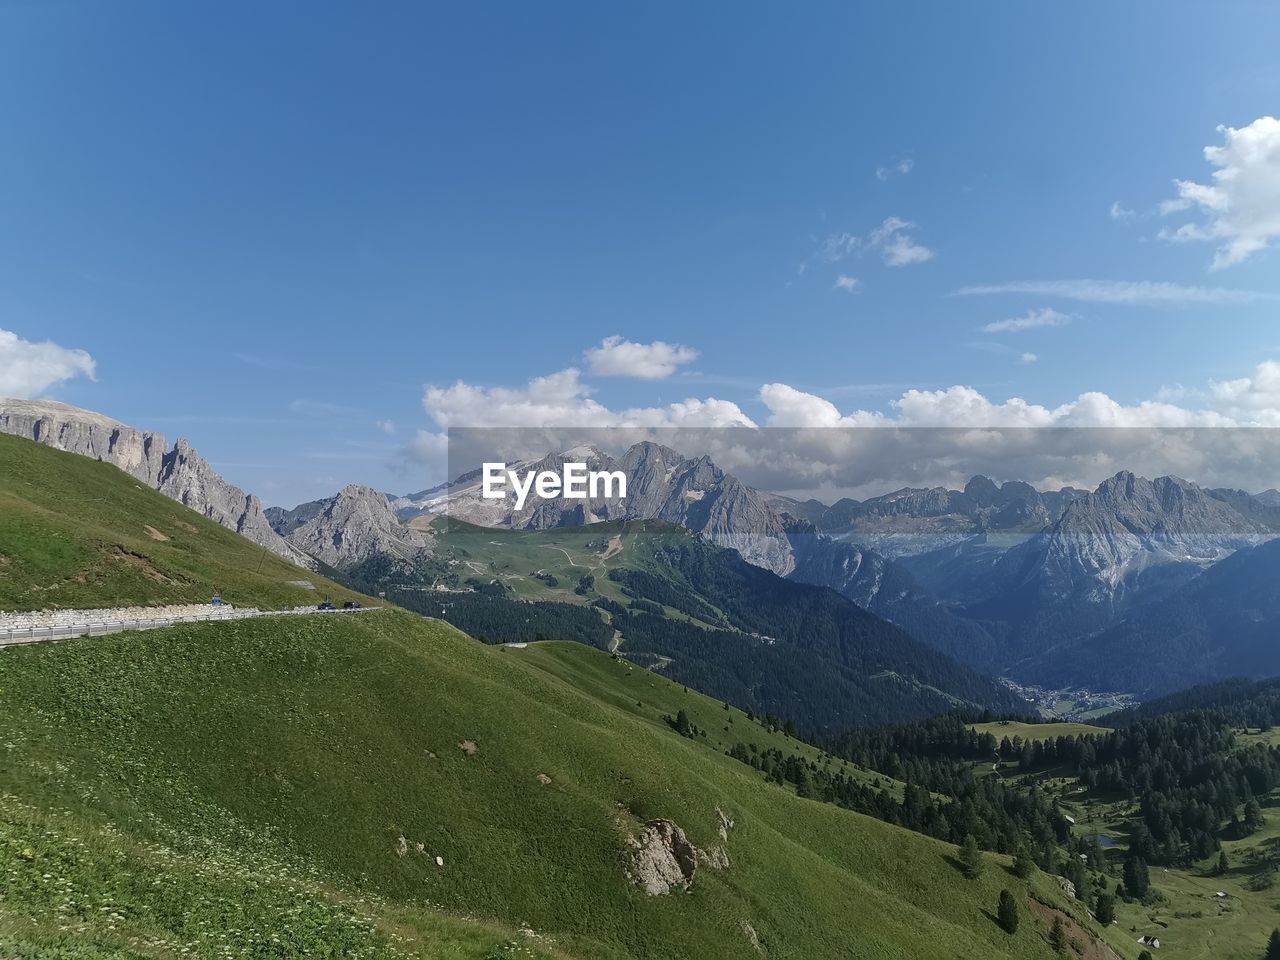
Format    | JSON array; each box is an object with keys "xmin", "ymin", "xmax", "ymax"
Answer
[{"xmin": 0, "ymin": 606, "xmax": 380, "ymax": 649}]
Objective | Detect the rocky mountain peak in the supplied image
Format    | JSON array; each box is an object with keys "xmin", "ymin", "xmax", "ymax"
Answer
[
  {"xmin": 279, "ymin": 483, "xmax": 426, "ymax": 568},
  {"xmin": 963, "ymin": 475, "xmax": 1000, "ymax": 504}
]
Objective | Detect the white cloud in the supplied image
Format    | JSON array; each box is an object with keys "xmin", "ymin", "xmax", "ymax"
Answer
[
  {"xmin": 869, "ymin": 217, "xmax": 935, "ymax": 267},
  {"xmin": 1159, "ymin": 117, "xmax": 1280, "ymax": 269},
  {"xmin": 981, "ymin": 307, "xmax": 1072, "ymax": 334},
  {"xmin": 1209, "ymin": 360, "xmax": 1280, "ymax": 425},
  {"xmin": 956, "ymin": 278, "xmax": 1273, "ymax": 305},
  {"xmin": 819, "ymin": 216, "xmax": 935, "ymax": 269},
  {"xmin": 376, "ymin": 419, "xmax": 396, "ymax": 434},
  {"xmin": 584, "ymin": 335, "xmax": 698, "ymax": 380},
  {"xmin": 1019, "ymin": 352, "xmax": 1038, "ymax": 365},
  {"xmin": 761, "ymin": 382, "xmax": 1234, "ymax": 430},
  {"xmin": 759, "ymin": 382, "xmax": 872, "ymax": 428},
  {"xmin": 421, "ymin": 367, "xmax": 754, "ymax": 431},
  {"xmin": 875, "ymin": 157, "xmax": 914, "ymax": 181},
  {"xmin": 833, "ymin": 275, "xmax": 861, "ymax": 294},
  {"xmin": 404, "ymin": 359, "xmax": 1280, "ymax": 496},
  {"xmin": 1110, "ymin": 201, "xmax": 1136, "ymax": 222},
  {"xmin": 424, "ymin": 368, "xmax": 607, "ymax": 430},
  {"xmin": 0, "ymin": 328, "xmax": 96, "ymax": 398}
]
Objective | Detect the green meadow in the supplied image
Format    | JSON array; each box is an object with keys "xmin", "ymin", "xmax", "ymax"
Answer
[{"xmin": 0, "ymin": 610, "xmax": 1098, "ymax": 959}]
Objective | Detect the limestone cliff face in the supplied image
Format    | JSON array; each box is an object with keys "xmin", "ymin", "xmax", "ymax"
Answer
[
  {"xmin": 155, "ymin": 438, "xmax": 317, "ymax": 569},
  {"xmin": 0, "ymin": 398, "xmax": 315, "ymax": 569},
  {"xmin": 0, "ymin": 398, "xmax": 168, "ymax": 485}
]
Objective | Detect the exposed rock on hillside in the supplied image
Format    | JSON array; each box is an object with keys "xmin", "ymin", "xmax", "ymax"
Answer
[
  {"xmin": 0, "ymin": 398, "xmax": 314, "ymax": 569},
  {"xmin": 277, "ymin": 484, "xmax": 426, "ymax": 568},
  {"xmin": 627, "ymin": 818, "xmax": 698, "ymax": 895}
]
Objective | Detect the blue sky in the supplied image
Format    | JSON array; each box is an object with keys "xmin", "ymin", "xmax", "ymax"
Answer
[{"xmin": 3, "ymin": 2, "xmax": 1280, "ymax": 505}]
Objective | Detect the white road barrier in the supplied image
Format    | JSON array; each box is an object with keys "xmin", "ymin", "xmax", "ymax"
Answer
[{"xmin": 0, "ymin": 605, "xmax": 379, "ymax": 648}]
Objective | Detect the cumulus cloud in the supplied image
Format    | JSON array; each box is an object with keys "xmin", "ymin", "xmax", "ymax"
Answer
[
  {"xmin": 0, "ymin": 328, "xmax": 96, "ymax": 398},
  {"xmin": 981, "ymin": 307, "xmax": 1072, "ymax": 334},
  {"xmin": 833, "ymin": 275, "xmax": 861, "ymax": 294},
  {"xmin": 956, "ymin": 278, "xmax": 1272, "ymax": 305},
  {"xmin": 1019, "ymin": 352, "xmax": 1039, "ymax": 365},
  {"xmin": 771, "ymin": 383, "xmax": 1234, "ymax": 430},
  {"xmin": 420, "ymin": 367, "xmax": 754, "ymax": 432},
  {"xmin": 403, "ymin": 358, "xmax": 1280, "ymax": 497},
  {"xmin": 1209, "ymin": 360, "xmax": 1280, "ymax": 425},
  {"xmin": 819, "ymin": 216, "xmax": 935, "ymax": 269},
  {"xmin": 759, "ymin": 383, "xmax": 873, "ymax": 428},
  {"xmin": 1159, "ymin": 117, "xmax": 1280, "ymax": 269},
  {"xmin": 376, "ymin": 419, "xmax": 396, "ymax": 434},
  {"xmin": 584, "ymin": 335, "xmax": 698, "ymax": 379}
]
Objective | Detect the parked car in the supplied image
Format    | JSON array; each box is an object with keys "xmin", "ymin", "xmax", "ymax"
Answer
[
  {"xmin": 318, "ymin": 600, "xmax": 335, "ymax": 610},
  {"xmin": 342, "ymin": 600, "xmax": 361, "ymax": 610}
]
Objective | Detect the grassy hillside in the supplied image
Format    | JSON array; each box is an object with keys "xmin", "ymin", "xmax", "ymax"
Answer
[
  {"xmin": 514, "ymin": 640, "xmax": 902, "ymax": 796},
  {"xmin": 360, "ymin": 518, "xmax": 1025, "ymax": 733},
  {"xmin": 0, "ymin": 610, "xmax": 1095, "ymax": 959},
  {"xmin": 0, "ymin": 433, "xmax": 364, "ymax": 610}
]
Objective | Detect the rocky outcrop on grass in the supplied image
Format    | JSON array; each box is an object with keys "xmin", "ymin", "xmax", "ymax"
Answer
[{"xmin": 627, "ymin": 819, "xmax": 698, "ymax": 895}]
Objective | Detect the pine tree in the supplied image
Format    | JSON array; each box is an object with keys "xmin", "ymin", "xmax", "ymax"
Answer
[
  {"xmin": 674, "ymin": 709, "xmax": 693, "ymax": 738},
  {"xmin": 997, "ymin": 890, "xmax": 1019, "ymax": 934},
  {"xmin": 959, "ymin": 834, "xmax": 983, "ymax": 880},
  {"xmin": 1124, "ymin": 855, "xmax": 1151, "ymax": 901},
  {"xmin": 1013, "ymin": 843, "xmax": 1035, "ymax": 879},
  {"xmin": 1216, "ymin": 850, "xmax": 1230, "ymax": 876},
  {"xmin": 1246, "ymin": 799, "xmax": 1266, "ymax": 834},
  {"xmin": 794, "ymin": 765, "xmax": 814, "ymax": 799},
  {"xmin": 1094, "ymin": 893, "xmax": 1114, "ymax": 925},
  {"xmin": 1266, "ymin": 928, "xmax": 1280, "ymax": 960},
  {"xmin": 1048, "ymin": 915, "xmax": 1067, "ymax": 953}
]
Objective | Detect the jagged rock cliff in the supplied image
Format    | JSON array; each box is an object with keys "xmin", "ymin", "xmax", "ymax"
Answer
[
  {"xmin": 272, "ymin": 484, "xmax": 426, "ymax": 568},
  {"xmin": 995, "ymin": 471, "xmax": 1272, "ymax": 606},
  {"xmin": 800, "ymin": 475, "xmax": 1088, "ymax": 556},
  {"xmin": 0, "ymin": 398, "xmax": 169, "ymax": 485},
  {"xmin": 0, "ymin": 398, "xmax": 315, "ymax": 569}
]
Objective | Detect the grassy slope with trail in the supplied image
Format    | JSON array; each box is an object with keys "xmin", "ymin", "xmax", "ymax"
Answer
[
  {"xmin": 514, "ymin": 640, "xmax": 902, "ymax": 796},
  {"xmin": 400, "ymin": 517, "xmax": 1026, "ymax": 733},
  {"xmin": 0, "ymin": 433, "xmax": 364, "ymax": 611},
  {"xmin": 0, "ymin": 610, "xmax": 1092, "ymax": 959}
]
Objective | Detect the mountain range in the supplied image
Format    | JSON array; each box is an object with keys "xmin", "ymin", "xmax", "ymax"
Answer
[
  {"xmin": 0, "ymin": 429, "xmax": 1104, "ymax": 960},
  {"xmin": 10, "ymin": 397, "xmax": 1280, "ymax": 699}
]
